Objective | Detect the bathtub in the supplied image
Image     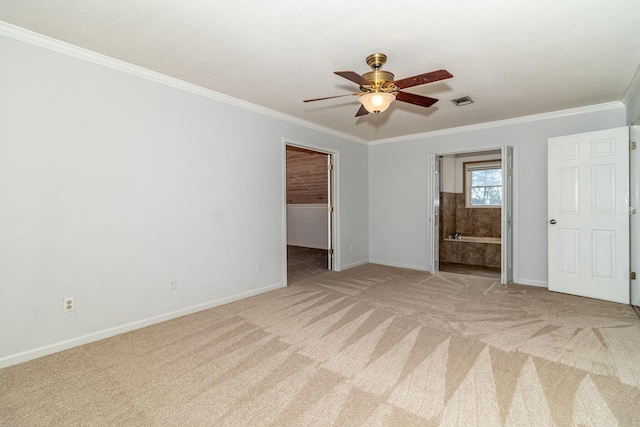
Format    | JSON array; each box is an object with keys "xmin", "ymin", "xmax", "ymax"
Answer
[
  {"xmin": 443, "ymin": 235, "xmax": 501, "ymax": 244},
  {"xmin": 440, "ymin": 235, "xmax": 501, "ymax": 267}
]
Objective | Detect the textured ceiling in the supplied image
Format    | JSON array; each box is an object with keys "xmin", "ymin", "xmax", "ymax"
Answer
[{"xmin": 1, "ymin": 0, "xmax": 640, "ymax": 142}]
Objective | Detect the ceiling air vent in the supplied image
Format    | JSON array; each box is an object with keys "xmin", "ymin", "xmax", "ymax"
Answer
[{"xmin": 451, "ymin": 96, "xmax": 474, "ymax": 106}]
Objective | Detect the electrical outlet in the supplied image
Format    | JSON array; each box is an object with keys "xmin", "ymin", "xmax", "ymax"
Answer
[
  {"xmin": 63, "ymin": 297, "xmax": 74, "ymax": 313},
  {"xmin": 169, "ymin": 277, "xmax": 177, "ymax": 290}
]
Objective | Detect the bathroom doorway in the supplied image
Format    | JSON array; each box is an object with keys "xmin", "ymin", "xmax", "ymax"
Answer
[{"xmin": 430, "ymin": 147, "xmax": 514, "ymax": 283}]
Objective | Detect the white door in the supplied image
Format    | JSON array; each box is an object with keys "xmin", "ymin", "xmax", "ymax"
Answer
[
  {"xmin": 548, "ymin": 127, "xmax": 629, "ymax": 304},
  {"xmin": 501, "ymin": 146, "xmax": 514, "ymax": 284}
]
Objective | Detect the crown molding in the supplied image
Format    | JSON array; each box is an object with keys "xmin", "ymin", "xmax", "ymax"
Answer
[
  {"xmin": 0, "ymin": 21, "xmax": 368, "ymax": 146},
  {"xmin": 368, "ymin": 101, "xmax": 626, "ymax": 145}
]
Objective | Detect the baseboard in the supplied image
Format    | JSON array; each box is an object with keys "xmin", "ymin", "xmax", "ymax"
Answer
[
  {"xmin": 368, "ymin": 260, "xmax": 430, "ymax": 272},
  {"xmin": 514, "ymin": 278, "xmax": 548, "ymax": 288},
  {"xmin": 0, "ymin": 282, "xmax": 285, "ymax": 369}
]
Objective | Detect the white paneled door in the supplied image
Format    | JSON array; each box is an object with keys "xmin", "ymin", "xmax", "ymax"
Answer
[{"xmin": 548, "ymin": 127, "xmax": 629, "ymax": 304}]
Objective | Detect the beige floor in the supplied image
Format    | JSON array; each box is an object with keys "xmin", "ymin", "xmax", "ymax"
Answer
[{"xmin": 2, "ymin": 263, "xmax": 640, "ymax": 426}]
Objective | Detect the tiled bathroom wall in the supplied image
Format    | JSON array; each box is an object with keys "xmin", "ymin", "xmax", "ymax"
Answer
[{"xmin": 439, "ymin": 192, "xmax": 501, "ymax": 267}]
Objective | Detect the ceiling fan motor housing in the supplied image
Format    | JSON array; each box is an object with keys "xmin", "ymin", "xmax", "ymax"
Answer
[
  {"xmin": 361, "ymin": 53, "xmax": 395, "ymax": 91},
  {"xmin": 361, "ymin": 70, "xmax": 395, "ymax": 90}
]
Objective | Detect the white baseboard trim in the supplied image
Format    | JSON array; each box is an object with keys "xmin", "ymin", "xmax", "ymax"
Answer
[
  {"xmin": 0, "ymin": 282, "xmax": 285, "ymax": 369},
  {"xmin": 368, "ymin": 260, "xmax": 430, "ymax": 272},
  {"xmin": 514, "ymin": 278, "xmax": 548, "ymax": 288},
  {"xmin": 339, "ymin": 260, "xmax": 369, "ymax": 271}
]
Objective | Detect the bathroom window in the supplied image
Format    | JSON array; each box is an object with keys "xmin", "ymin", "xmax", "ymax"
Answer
[{"xmin": 464, "ymin": 160, "xmax": 502, "ymax": 207}]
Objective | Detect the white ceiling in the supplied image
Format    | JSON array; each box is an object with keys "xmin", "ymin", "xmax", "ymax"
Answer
[{"xmin": 1, "ymin": 0, "xmax": 640, "ymax": 142}]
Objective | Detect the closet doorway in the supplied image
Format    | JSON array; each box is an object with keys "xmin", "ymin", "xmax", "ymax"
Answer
[{"xmin": 285, "ymin": 143, "xmax": 336, "ymax": 284}]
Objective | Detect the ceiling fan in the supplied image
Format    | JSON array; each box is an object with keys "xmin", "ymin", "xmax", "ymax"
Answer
[{"xmin": 303, "ymin": 53, "xmax": 453, "ymax": 117}]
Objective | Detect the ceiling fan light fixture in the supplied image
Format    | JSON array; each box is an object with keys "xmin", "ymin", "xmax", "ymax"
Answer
[
  {"xmin": 304, "ymin": 53, "xmax": 453, "ymax": 118},
  {"xmin": 359, "ymin": 92, "xmax": 395, "ymax": 114}
]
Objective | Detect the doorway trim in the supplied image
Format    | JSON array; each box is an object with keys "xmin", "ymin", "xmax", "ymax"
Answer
[
  {"xmin": 631, "ymin": 125, "xmax": 640, "ymax": 306},
  {"xmin": 282, "ymin": 138, "xmax": 340, "ymax": 286},
  {"xmin": 428, "ymin": 144, "xmax": 518, "ymax": 284}
]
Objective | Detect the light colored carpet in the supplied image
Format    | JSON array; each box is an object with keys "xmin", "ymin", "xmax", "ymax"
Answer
[{"xmin": 2, "ymin": 264, "xmax": 640, "ymax": 426}]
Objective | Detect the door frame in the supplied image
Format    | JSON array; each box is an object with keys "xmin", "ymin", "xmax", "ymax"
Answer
[
  {"xmin": 428, "ymin": 144, "xmax": 518, "ymax": 284},
  {"xmin": 282, "ymin": 138, "xmax": 340, "ymax": 286},
  {"xmin": 632, "ymin": 125, "xmax": 640, "ymax": 306}
]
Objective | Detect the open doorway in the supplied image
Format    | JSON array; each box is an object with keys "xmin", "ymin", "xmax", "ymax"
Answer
[
  {"xmin": 430, "ymin": 147, "xmax": 514, "ymax": 283},
  {"xmin": 285, "ymin": 144, "xmax": 336, "ymax": 284}
]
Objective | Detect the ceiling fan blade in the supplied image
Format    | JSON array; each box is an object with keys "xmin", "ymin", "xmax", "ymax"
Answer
[
  {"xmin": 303, "ymin": 93, "xmax": 357, "ymax": 102},
  {"xmin": 394, "ymin": 69, "xmax": 453, "ymax": 89},
  {"xmin": 335, "ymin": 71, "xmax": 373, "ymax": 87},
  {"xmin": 355, "ymin": 104, "xmax": 369, "ymax": 117},
  {"xmin": 396, "ymin": 91, "xmax": 439, "ymax": 108}
]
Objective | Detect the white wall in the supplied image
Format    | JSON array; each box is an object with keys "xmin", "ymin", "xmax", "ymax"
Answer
[
  {"xmin": 286, "ymin": 204, "xmax": 328, "ymax": 249},
  {"xmin": 369, "ymin": 105, "xmax": 627, "ymax": 283},
  {"xmin": 0, "ymin": 32, "xmax": 369, "ymax": 366}
]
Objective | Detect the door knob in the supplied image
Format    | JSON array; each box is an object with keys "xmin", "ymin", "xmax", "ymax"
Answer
[{"xmin": 549, "ymin": 219, "xmax": 557, "ymax": 224}]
